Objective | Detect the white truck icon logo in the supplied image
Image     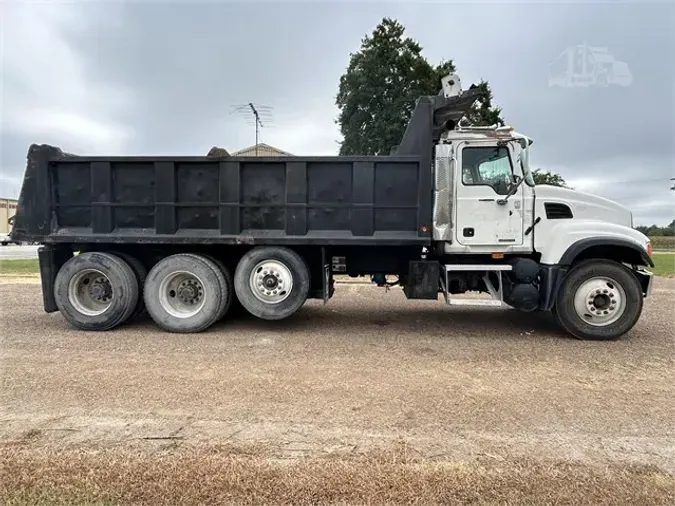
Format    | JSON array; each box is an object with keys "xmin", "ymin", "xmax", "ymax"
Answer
[{"xmin": 548, "ymin": 43, "xmax": 633, "ymax": 88}]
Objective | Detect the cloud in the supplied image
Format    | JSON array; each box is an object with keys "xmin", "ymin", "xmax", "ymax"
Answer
[
  {"xmin": 11, "ymin": 109, "xmax": 130, "ymax": 154},
  {"xmin": 0, "ymin": 174, "xmax": 22, "ymax": 200},
  {"xmin": 0, "ymin": 2, "xmax": 132, "ymax": 155},
  {"xmin": 55, "ymin": 1, "xmax": 358, "ymax": 155},
  {"xmin": 562, "ymin": 154, "xmax": 674, "ymax": 226}
]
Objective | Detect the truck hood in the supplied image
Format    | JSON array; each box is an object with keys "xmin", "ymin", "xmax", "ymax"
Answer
[{"xmin": 534, "ymin": 185, "xmax": 633, "ymax": 227}]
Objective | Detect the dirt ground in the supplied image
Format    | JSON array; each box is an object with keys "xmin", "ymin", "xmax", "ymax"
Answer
[{"xmin": 1, "ymin": 278, "xmax": 674, "ymax": 504}]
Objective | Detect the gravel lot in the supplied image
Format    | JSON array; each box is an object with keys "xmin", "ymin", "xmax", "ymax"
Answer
[
  {"xmin": 1, "ymin": 278, "xmax": 674, "ymax": 503},
  {"xmin": 2, "ymin": 278, "xmax": 674, "ymax": 463}
]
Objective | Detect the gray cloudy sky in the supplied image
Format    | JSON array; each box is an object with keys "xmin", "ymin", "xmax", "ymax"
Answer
[{"xmin": 1, "ymin": 0, "xmax": 673, "ymax": 225}]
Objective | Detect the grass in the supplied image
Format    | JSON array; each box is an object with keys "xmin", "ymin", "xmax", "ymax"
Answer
[
  {"xmin": 0, "ymin": 259, "xmax": 39, "ymax": 276},
  {"xmin": 651, "ymin": 252, "xmax": 675, "ymax": 277},
  {"xmin": 1, "ymin": 444, "xmax": 673, "ymax": 505}
]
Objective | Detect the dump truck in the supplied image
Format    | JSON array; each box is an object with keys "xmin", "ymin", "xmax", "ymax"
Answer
[{"xmin": 10, "ymin": 74, "xmax": 654, "ymax": 340}]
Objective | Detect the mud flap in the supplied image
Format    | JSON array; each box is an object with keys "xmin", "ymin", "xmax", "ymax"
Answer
[
  {"xmin": 321, "ymin": 247, "xmax": 333, "ymax": 305},
  {"xmin": 634, "ymin": 268, "xmax": 654, "ymax": 297},
  {"xmin": 38, "ymin": 245, "xmax": 73, "ymax": 313},
  {"xmin": 404, "ymin": 260, "xmax": 440, "ymax": 300}
]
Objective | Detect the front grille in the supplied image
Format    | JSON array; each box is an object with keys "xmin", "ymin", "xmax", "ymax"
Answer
[{"xmin": 544, "ymin": 202, "xmax": 573, "ymax": 219}]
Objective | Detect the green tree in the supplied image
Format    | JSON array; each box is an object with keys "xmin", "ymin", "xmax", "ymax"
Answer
[
  {"xmin": 336, "ymin": 18, "xmax": 504, "ymax": 155},
  {"xmin": 531, "ymin": 168, "xmax": 569, "ymax": 187},
  {"xmin": 458, "ymin": 81, "xmax": 504, "ymax": 128},
  {"xmin": 637, "ymin": 220, "xmax": 675, "ymax": 236}
]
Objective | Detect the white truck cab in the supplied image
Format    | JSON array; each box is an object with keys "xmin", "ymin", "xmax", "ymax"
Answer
[
  {"xmin": 435, "ymin": 126, "xmax": 650, "ymax": 258},
  {"xmin": 427, "ymin": 121, "xmax": 653, "ymax": 340}
]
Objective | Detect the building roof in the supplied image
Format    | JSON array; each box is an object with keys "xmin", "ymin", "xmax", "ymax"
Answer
[{"xmin": 230, "ymin": 143, "xmax": 293, "ymax": 157}]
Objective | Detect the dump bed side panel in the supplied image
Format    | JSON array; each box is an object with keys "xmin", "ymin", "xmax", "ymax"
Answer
[{"xmin": 11, "ymin": 145, "xmax": 431, "ymax": 246}]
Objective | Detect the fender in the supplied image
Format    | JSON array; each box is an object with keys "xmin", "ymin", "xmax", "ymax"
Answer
[
  {"xmin": 536, "ymin": 221, "xmax": 652, "ymax": 266},
  {"xmin": 536, "ymin": 222, "xmax": 653, "ymax": 310},
  {"xmin": 559, "ymin": 237, "xmax": 653, "ymax": 267}
]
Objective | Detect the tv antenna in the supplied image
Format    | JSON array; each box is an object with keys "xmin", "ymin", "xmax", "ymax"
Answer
[{"xmin": 230, "ymin": 103, "xmax": 274, "ymax": 155}]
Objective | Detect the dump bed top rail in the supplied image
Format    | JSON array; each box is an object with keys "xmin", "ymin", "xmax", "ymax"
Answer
[{"xmin": 12, "ymin": 145, "xmax": 431, "ymax": 246}]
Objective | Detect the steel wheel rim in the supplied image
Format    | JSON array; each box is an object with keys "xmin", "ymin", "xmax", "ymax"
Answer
[
  {"xmin": 68, "ymin": 269, "xmax": 113, "ymax": 316},
  {"xmin": 249, "ymin": 260, "xmax": 293, "ymax": 304},
  {"xmin": 573, "ymin": 276, "xmax": 627, "ymax": 327},
  {"xmin": 158, "ymin": 270, "xmax": 206, "ymax": 318}
]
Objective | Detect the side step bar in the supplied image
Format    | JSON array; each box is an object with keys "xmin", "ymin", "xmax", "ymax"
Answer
[{"xmin": 441, "ymin": 264, "xmax": 512, "ymax": 307}]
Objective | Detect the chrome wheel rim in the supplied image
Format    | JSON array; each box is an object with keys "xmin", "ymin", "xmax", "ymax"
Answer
[
  {"xmin": 249, "ymin": 260, "xmax": 293, "ymax": 304},
  {"xmin": 68, "ymin": 269, "xmax": 113, "ymax": 316},
  {"xmin": 158, "ymin": 270, "xmax": 206, "ymax": 318},
  {"xmin": 573, "ymin": 276, "xmax": 627, "ymax": 327}
]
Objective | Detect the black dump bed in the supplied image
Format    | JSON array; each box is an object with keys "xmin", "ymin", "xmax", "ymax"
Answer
[
  {"xmin": 11, "ymin": 85, "xmax": 480, "ymax": 248},
  {"xmin": 11, "ymin": 148, "xmax": 431, "ymax": 246}
]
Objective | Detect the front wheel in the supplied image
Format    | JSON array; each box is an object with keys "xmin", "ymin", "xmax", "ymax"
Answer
[{"xmin": 554, "ymin": 260, "xmax": 644, "ymax": 340}]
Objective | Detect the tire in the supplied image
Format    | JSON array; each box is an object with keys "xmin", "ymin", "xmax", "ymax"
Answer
[
  {"xmin": 185, "ymin": 253, "xmax": 233, "ymax": 321},
  {"xmin": 54, "ymin": 251, "xmax": 139, "ymax": 331},
  {"xmin": 144, "ymin": 253, "xmax": 224, "ymax": 333},
  {"xmin": 234, "ymin": 246, "xmax": 309, "ymax": 320},
  {"xmin": 554, "ymin": 259, "xmax": 643, "ymax": 340},
  {"xmin": 109, "ymin": 251, "xmax": 147, "ymax": 321}
]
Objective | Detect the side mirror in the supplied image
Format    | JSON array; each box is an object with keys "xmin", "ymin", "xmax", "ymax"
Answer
[{"xmin": 497, "ymin": 174, "xmax": 524, "ymax": 205}]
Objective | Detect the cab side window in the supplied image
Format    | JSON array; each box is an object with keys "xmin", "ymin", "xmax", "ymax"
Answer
[{"xmin": 462, "ymin": 146, "xmax": 514, "ymax": 195}]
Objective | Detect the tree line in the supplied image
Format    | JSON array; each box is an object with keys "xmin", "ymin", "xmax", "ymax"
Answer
[{"xmin": 635, "ymin": 220, "xmax": 675, "ymax": 237}]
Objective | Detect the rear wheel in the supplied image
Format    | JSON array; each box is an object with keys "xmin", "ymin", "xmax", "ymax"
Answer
[
  {"xmin": 109, "ymin": 251, "xmax": 147, "ymax": 320},
  {"xmin": 144, "ymin": 254, "xmax": 224, "ymax": 333},
  {"xmin": 234, "ymin": 246, "xmax": 309, "ymax": 320},
  {"xmin": 54, "ymin": 252, "xmax": 138, "ymax": 331},
  {"xmin": 186, "ymin": 253, "xmax": 233, "ymax": 321},
  {"xmin": 554, "ymin": 260, "xmax": 643, "ymax": 340}
]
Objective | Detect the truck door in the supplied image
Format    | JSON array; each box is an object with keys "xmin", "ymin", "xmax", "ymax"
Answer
[{"xmin": 455, "ymin": 141, "xmax": 524, "ymax": 247}]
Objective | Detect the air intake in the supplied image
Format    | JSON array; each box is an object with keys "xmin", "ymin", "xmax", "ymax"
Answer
[{"xmin": 545, "ymin": 202, "xmax": 573, "ymax": 219}]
